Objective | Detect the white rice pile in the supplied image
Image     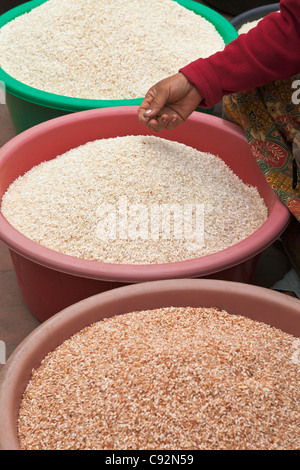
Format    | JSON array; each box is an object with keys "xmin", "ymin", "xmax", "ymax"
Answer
[
  {"xmin": 1, "ymin": 135, "xmax": 268, "ymax": 264},
  {"xmin": 0, "ymin": 0, "xmax": 225, "ymax": 99},
  {"xmin": 237, "ymin": 18, "xmax": 264, "ymax": 35},
  {"xmin": 237, "ymin": 11, "xmax": 280, "ymax": 35},
  {"xmin": 18, "ymin": 306, "xmax": 300, "ymax": 450}
]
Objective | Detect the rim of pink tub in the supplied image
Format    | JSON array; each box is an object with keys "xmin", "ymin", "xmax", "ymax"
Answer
[{"xmin": 0, "ymin": 107, "xmax": 291, "ymax": 282}]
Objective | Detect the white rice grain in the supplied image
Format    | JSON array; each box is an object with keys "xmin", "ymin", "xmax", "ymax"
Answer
[
  {"xmin": 237, "ymin": 11, "xmax": 280, "ymax": 35},
  {"xmin": 237, "ymin": 18, "xmax": 264, "ymax": 35}
]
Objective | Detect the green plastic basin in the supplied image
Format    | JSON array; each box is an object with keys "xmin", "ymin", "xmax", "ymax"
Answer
[{"xmin": 0, "ymin": 0, "xmax": 238, "ymax": 133}]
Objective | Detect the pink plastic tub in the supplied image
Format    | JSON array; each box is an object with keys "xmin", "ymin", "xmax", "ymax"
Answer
[{"xmin": 0, "ymin": 107, "xmax": 290, "ymax": 321}]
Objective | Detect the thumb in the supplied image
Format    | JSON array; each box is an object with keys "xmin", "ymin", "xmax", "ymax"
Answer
[{"xmin": 143, "ymin": 84, "xmax": 168, "ymax": 118}]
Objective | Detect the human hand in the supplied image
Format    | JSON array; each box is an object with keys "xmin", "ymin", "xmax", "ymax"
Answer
[{"xmin": 138, "ymin": 72, "xmax": 203, "ymax": 132}]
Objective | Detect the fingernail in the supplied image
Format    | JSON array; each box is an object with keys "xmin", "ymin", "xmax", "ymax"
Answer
[{"xmin": 144, "ymin": 109, "xmax": 152, "ymax": 115}]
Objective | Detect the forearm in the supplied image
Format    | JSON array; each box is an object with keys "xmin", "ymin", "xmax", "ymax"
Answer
[{"xmin": 179, "ymin": 0, "xmax": 300, "ymax": 108}]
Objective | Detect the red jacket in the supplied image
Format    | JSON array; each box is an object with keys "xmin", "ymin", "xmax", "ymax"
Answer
[{"xmin": 179, "ymin": 0, "xmax": 300, "ymax": 108}]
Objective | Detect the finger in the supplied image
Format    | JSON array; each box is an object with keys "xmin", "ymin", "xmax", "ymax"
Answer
[
  {"xmin": 145, "ymin": 113, "xmax": 183, "ymax": 132},
  {"xmin": 145, "ymin": 118, "xmax": 166, "ymax": 133},
  {"xmin": 148, "ymin": 112, "xmax": 174, "ymax": 131},
  {"xmin": 140, "ymin": 112, "xmax": 167, "ymax": 132},
  {"xmin": 156, "ymin": 113, "xmax": 169, "ymax": 129}
]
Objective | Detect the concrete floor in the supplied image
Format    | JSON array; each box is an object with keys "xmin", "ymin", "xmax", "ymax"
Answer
[{"xmin": 0, "ymin": 1, "xmax": 297, "ymax": 372}]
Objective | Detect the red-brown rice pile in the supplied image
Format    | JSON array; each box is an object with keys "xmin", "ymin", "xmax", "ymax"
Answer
[{"xmin": 0, "ymin": 0, "xmax": 225, "ymax": 100}]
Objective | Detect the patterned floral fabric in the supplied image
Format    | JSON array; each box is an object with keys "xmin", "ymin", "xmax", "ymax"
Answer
[{"xmin": 222, "ymin": 74, "xmax": 300, "ymax": 222}]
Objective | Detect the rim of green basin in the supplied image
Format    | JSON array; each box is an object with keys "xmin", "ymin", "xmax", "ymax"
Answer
[{"xmin": 0, "ymin": 0, "xmax": 238, "ymax": 112}]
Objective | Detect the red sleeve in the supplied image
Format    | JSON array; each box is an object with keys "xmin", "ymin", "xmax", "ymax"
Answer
[{"xmin": 179, "ymin": 0, "xmax": 300, "ymax": 108}]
